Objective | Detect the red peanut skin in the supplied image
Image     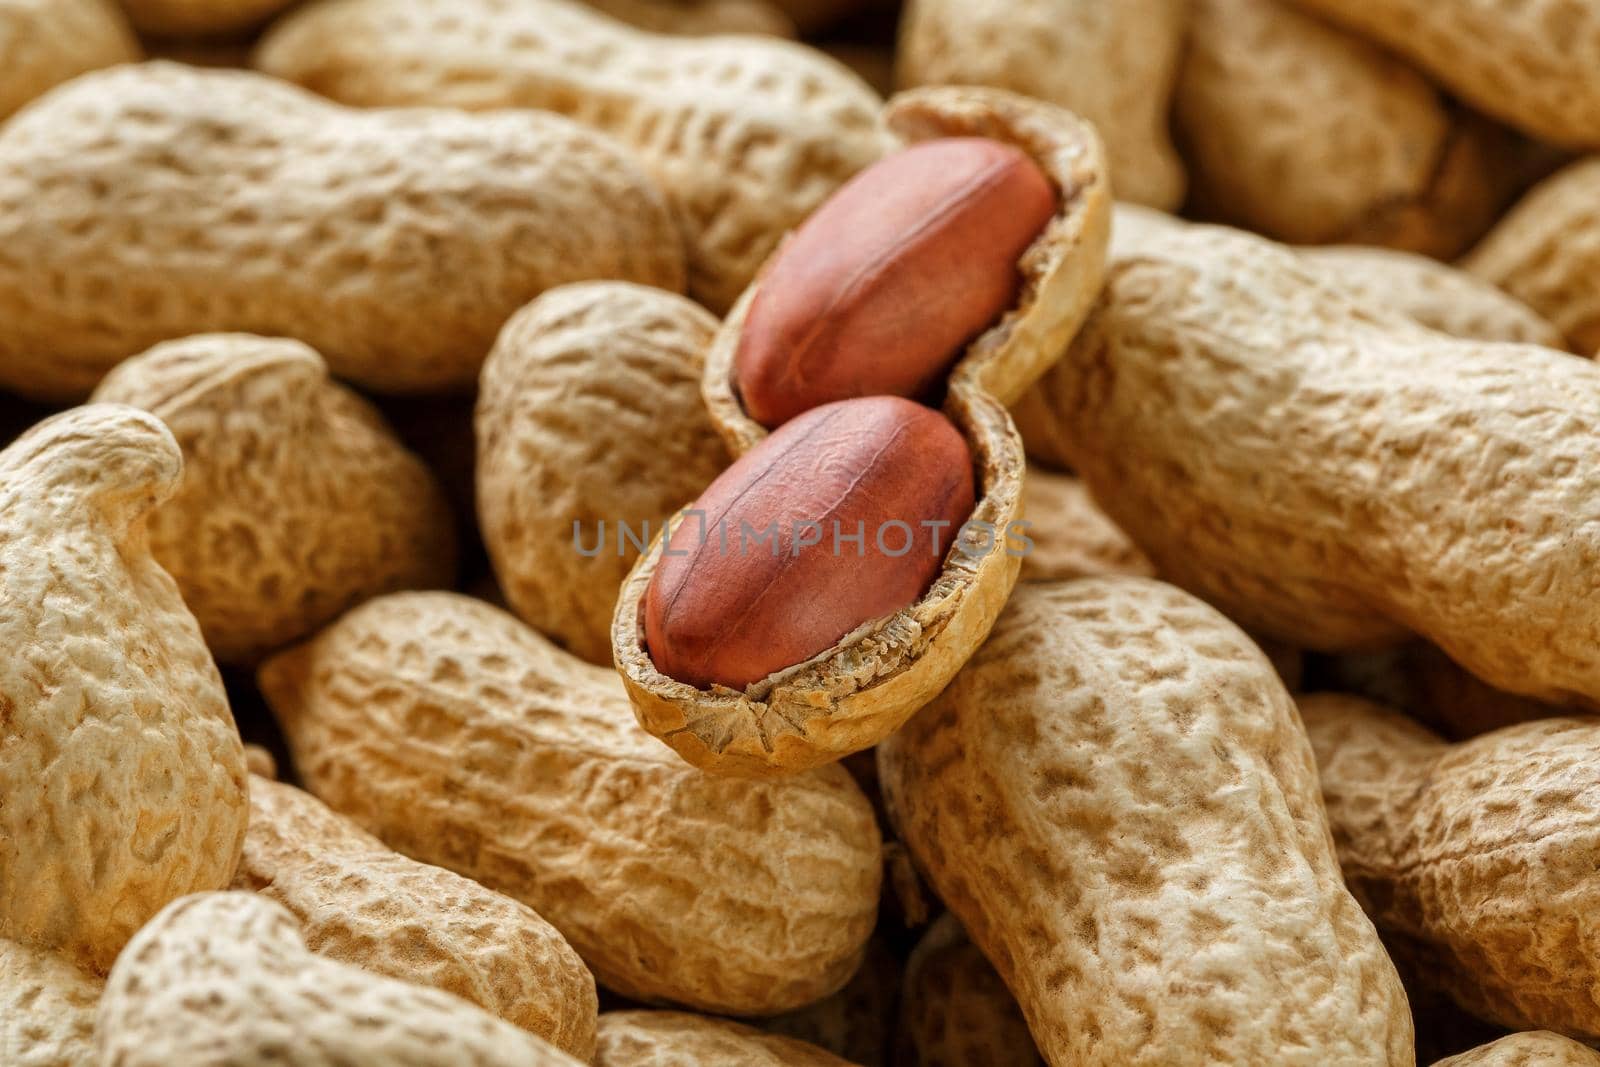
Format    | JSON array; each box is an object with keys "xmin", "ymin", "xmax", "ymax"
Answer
[
  {"xmin": 735, "ymin": 138, "xmax": 1058, "ymax": 428},
  {"xmin": 644, "ymin": 396, "xmax": 976, "ymax": 690}
]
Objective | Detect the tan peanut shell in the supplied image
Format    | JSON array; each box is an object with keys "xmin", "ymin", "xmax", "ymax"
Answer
[
  {"xmin": 1177, "ymin": 0, "xmax": 1526, "ymax": 258},
  {"xmin": 477, "ymin": 283, "xmax": 728, "ymax": 666},
  {"xmin": 1300, "ymin": 245, "xmax": 1568, "ymax": 349},
  {"xmin": 255, "ymin": 0, "xmax": 886, "ymax": 314},
  {"xmin": 0, "ymin": 404, "xmax": 247, "ymax": 973},
  {"xmin": 615, "ymin": 85, "xmax": 1111, "ymax": 777},
  {"xmin": 1464, "ymin": 158, "xmax": 1600, "ymax": 354},
  {"xmin": 1033, "ymin": 214, "xmax": 1600, "ymax": 706},
  {"xmin": 758, "ymin": 937, "xmax": 899, "ymax": 1065},
  {"xmin": 259, "ymin": 591, "xmax": 882, "ymax": 1015},
  {"xmin": 96, "ymin": 892, "xmax": 584, "ymax": 1067},
  {"xmin": 581, "ymin": 0, "xmax": 796, "ymax": 35},
  {"xmin": 897, "ymin": 0, "xmax": 1187, "ymax": 210},
  {"xmin": 896, "ymin": 914, "xmax": 1043, "ymax": 1067},
  {"xmin": 118, "ymin": 0, "xmax": 296, "ymax": 35},
  {"xmin": 595, "ymin": 1011, "xmax": 856, "ymax": 1066},
  {"xmin": 0, "ymin": 938, "xmax": 102, "ymax": 1067},
  {"xmin": 234, "ymin": 775, "xmax": 598, "ymax": 1058},
  {"xmin": 242, "ymin": 742, "xmax": 278, "ymax": 780},
  {"xmin": 0, "ymin": 0, "xmax": 136, "ymax": 122},
  {"xmin": 1286, "ymin": 0, "xmax": 1600, "ymax": 148},
  {"xmin": 1017, "ymin": 466, "xmax": 1154, "ymax": 584},
  {"xmin": 92, "ymin": 334, "xmax": 457, "ymax": 664},
  {"xmin": 878, "ymin": 579, "xmax": 1413, "ymax": 1066},
  {"xmin": 1303, "ymin": 693, "xmax": 1600, "ymax": 1038},
  {"xmin": 1435, "ymin": 1033, "xmax": 1600, "ymax": 1067},
  {"xmin": 0, "ymin": 61, "xmax": 684, "ymax": 400}
]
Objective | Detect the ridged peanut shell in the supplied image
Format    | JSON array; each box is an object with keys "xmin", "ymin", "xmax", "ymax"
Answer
[
  {"xmin": 93, "ymin": 334, "xmax": 456, "ymax": 664},
  {"xmin": 1464, "ymin": 158, "xmax": 1600, "ymax": 355},
  {"xmin": 1177, "ymin": 0, "xmax": 1527, "ymax": 258},
  {"xmin": 595, "ymin": 1011, "xmax": 856, "ymax": 1066},
  {"xmin": 1035, "ymin": 215, "xmax": 1600, "ymax": 706},
  {"xmin": 581, "ymin": 0, "xmax": 795, "ymax": 35},
  {"xmin": 1302, "ymin": 694, "xmax": 1600, "ymax": 1038},
  {"xmin": 95, "ymin": 892, "xmax": 584, "ymax": 1066},
  {"xmin": 234, "ymin": 776, "xmax": 598, "ymax": 1059},
  {"xmin": 757, "ymin": 937, "xmax": 899, "ymax": 1064},
  {"xmin": 0, "ymin": 61, "xmax": 684, "ymax": 400},
  {"xmin": 1435, "ymin": 1033, "xmax": 1600, "ymax": 1067},
  {"xmin": 897, "ymin": 0, "xmax": 1186, "ymax": 210},
  {"xmin": 1287, "ymin": 0, "xmax": 1600, "ymax": 148},
  {"xmin": 1017, "ymin": 467, "xmax": 1154, "ymax": 584},
  {"xmin": 0, "ymin": 0, "xmax": 136, "ymax": 122},
  {"xmin": 896, "ymin": 914, "xmax": 1042, "ymax": 1067},
  {"xmin": 255, "ymin": 0, "xmax": 885, "ymax": 314},
  {"xmin": 0, "ymin": 939, "xmax": 102, "ymax": 1067},
  {"xmin": 259, "ymin": 592, "xmax": 881, "ymax": 1015},
  {"xmin": 0, "ymin": 404, "xmax": 248, "ymax": 973},
  {"xmin": 878, "ymin": 578, "xmax": 1413, "ymax": 1066},
  {"xmin": 615, "ymin": 85, "xmax": 1110, "ymax": 777},
  {"xmin": 477, "ymin": 283, "xmax": 728, "ymax": 666}
]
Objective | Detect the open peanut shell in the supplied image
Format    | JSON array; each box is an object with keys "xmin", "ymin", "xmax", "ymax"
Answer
[{"xmin": 613, "ymin": 86, "xmax": 1111, "ymax": 777}]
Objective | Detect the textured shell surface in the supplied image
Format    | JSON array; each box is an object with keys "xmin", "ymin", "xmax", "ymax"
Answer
[
  {"xmin": 897, "ymin": 0, "xmax": 1186, "ymax": 210},
  {"xmin": 477, "ymin": 282, "xmax": 728, "ymax": 666},
  {"xmin": 234, "ymin": 775, "xmax": 599, "ymax": 1059},
  {"xmin": 256, "ymin": 0, "xmax": 887, "ymax": 313},
  {"xmin": 0, "ymin": 61, "xmax": 685, "ymax": 399},
  {"xmin": 1017, "ymin": 466, "xmax": 1154, "ymax": 584},
  {"xmin": 1035, "ymin": 214, "xmax": 1600, "ymax": 706},
  {"xmin": 95, "ymin": 892, "xmax": 585, "ymax": 1066},
  {"xmin": 594, "ymin": 1010, "xmax": 858, "ymax": 1066},
  {"xmin": 0, "ymin": 937, "xmax": 103, "ymax": 1067},
  {"xmin": 93, "ymin": 334, "xmax": 457, "ymax": 664},
  {"xmin": 896, "ymin": 914, "xmax": 1043, "ymax": 1067},
  {"xmin": 1434, "ymin": 1032, "xmax": 1600, "ymax": 1066},
  {"xmin": 0, "ymin": 403, "xmax": 248, "ymax": 973},
  {"xmin": 0, "ymin": 0, "xmax": 136, "ymax": 122},
  {"xmin": 878, "ymin": 578, "xmax": 1413, "ymax": 1066},
  {"xmin": 1303, "ymin": 694, "xmax": 1600, "ymax": 1039},
  {"xmin": 258, "ymin": 591, "xmax": 882, "ymax": 1015}
]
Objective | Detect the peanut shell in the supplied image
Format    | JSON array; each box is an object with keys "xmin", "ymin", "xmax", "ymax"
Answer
[
  {"xmin": 234, "ymin": 775, "xmax": 599, "ymax": 1058},
  {"xmin": 0, "ymin": 938, "xmax": 102, "ymax": 1067},
  {"xmin": 1017, "ymin": 466, "xmax": 1154, "ymax": 584},
  {"xmin": 0, "ymin": 404, "xmax": 247, "ymax": 973},
  {"xmin": 897, "ymin": 0, "xmax": 1187, "ymax": 210},
  {"xmin": 0, "ymin": 0, "xmax": 136, "ymax": 122},
  {"xmin": 95, "ymin": 892, "xmax": 584, "ymax": 1066},
  {"xmin": 1435, "ymin": 1033, "xmax": 1600, "ymax": 1067},
  {"xmin": 581, "ymin": 0, "xmax": 795, "ymax": 35},
  {"xmin": 615, "ymin": 85, "xmax": 1110, "ymax": 777},
  {"xmin": 595, "ymin": 1011, "xmax": 856, "ymax": 1066},
  {"xmin": 757, "ymin": 936, "xmax": 899, "ymax": 1065},
  {"xmin": 896, "ymin": 914, "xmax": 1042, "ymax": 1067},
  {"xmin": 0, "ymin": 61, "xmax": 684, "ymax": 400},
  {"xmin": 259, "ymin": 591, "xmax": 882, "ymax": 1015},
  {"xmin": 878, "ymin": 578, "xmax": 1413, "ymax": 1066},
  {"xmin": 93, "ymin": 334, "xmax": 457, "ymax": 664},
  {"xmin": 255, "ymin": 0, "xmax": 886, "ymax": 313},
  {"xmin": 476, "ymin": 283, "xmax": 728, "ymax": 666}
]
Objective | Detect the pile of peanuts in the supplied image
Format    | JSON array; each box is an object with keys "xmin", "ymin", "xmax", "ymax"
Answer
[{"xmin": 4, "ymin": 0, "xmax": 1600, "ymax": 1065}]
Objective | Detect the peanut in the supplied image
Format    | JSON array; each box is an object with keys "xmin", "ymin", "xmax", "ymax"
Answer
[
  {"xmin": 735, "ymin": 138, "xmax": 1057, "ymax": 428},
  {"xmin": 477, "ymin": 283, "xmax": 729, "ymax": 666},
  {"xmin": 234, "ymin": 775, "xmax": 599, "ymax": 1058},
  {"xmin": 0, "ymin": 61, "xmax": 684, "ymax": 400},
  {"xmin": 1464, "ymin": 158, "xmax": 1600, "ymax": 354},
  {"xmin": 1434, "ymin": 1033, "xmax": 1600, "ymax": 1067},
  {"xmin": 1302, "ymin": 693, "xmax": 1600, "ymax": 1038},
  {"xmin": 581, "ymin": 0, "xmax": 796, "ymax": 36},
  {"xmin": 594, "ymin": 1011, "xmax": 856, "ymax": 1066},
  {"xmin": 1017, "ymin": 466, "xmax": 1154, "ymax": 583},
  {"xmin": 1032, "ymin": 214, "xmax": 1600, "ymax": 706},
  {"xmin": 897, "ymin": 0, "xmax": 1187, "ymax": 210},
  {"xmin": 0, "ymin": 404, "xmax": 247, "ymax": 973},
  {"xmin": 258, "ymin": 591, "xmax": 882, "ymax": 1014},
  {"xmin": 757, "ymin": 938, "xmax": 899, "ymax": 1065},
  {"xmin": 1285, "ymin": 0, "xmax": 1600, "ymax": 148},
  {"xmin": 0, "ymin": 0, "xmax": 136, "ymax": 122},
  {"xmin": 96, "ymin": 892, "xmax": 585, "ymax": 1066},
  {"xmin": 644, "ymin": 396, "xmax": 975, "ymax": 691},
  {"xmin": 255, "ymin": 0, "xmax": 887, "ymax": 313},
  {"xmin": 617, "ymin": 86, "xmax": 1110, "ymax": 777},
  {"xmin": 0, "ymin": 938, "xmax": 102, "ymax": 1067},
  {"xmin": 92, "ymin": 334, "xmax": 457, "ymax": 664},
  {"xmin": 896, "ymin": 914, "xmax": 1043, "ymax": 1067},
  {"xmin": 878, "ymin": 578, "xmax": 1412, "ymax": 1065},
  {"xmin": 242, "ymin": 742, "xmax": 279, "ymax": 780}
]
